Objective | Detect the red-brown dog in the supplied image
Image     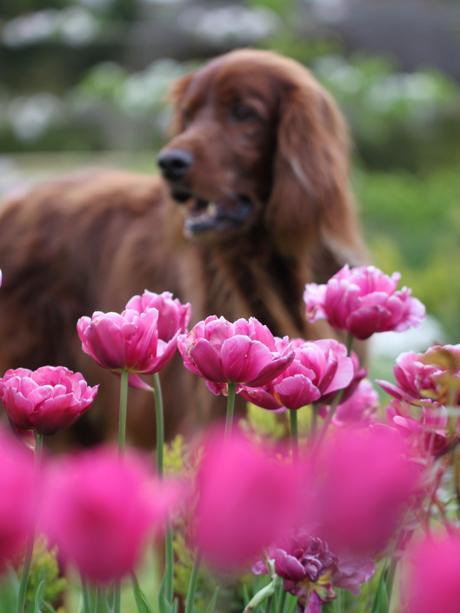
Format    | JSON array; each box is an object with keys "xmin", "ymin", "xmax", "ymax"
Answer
[{"xmin": 0, "ymin": 49, "xmax": 366, "ymax": 448}]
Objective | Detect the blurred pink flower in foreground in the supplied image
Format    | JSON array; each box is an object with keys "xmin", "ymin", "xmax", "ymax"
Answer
[
  {"xmin": 378, "ymin": 344, "xmax": 460, "ymax": 407},
  {"xmin": 41, "ymin": 447, "xmax": 184, "ymax": 583},
  {"xmin": 77, "ymin": 307, "xmax": 178, "ymax": 375},
  {"xmin": 304, "ymin": 265, "xmax": 425, "ymax": 340},
  {"xmin": 0, "ymin": 429, "xmax": 36, "ymax": 571},
  {"xmin": 126, "ymin": 290, "xmax": 191, "ymax": 342},
  {"xmin": 0, "ymin": 366, "xmax": 98, "ymax": 435},
  {"xmin": 178, "ymin": 316, "xmax": 294, "ymax": 395},
  {"xmin": 241, "ymin": 338, "xmax": 354, "ymax": 411},
  {"xmin": 404, "ymin": 533, "xmax": 460, "ymax": 613},
  {"xmin": 192, "ymin": 428, "xmax": 302, "ymax": 571},
  {"xmin": 304, "ymin": 425, "xmax": 421, "ymax": 557}
]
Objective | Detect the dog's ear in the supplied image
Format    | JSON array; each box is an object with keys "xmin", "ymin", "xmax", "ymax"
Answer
[
  {"xmin": 266, "ymin": 76, "xmax": 366, "ymax": 271},
  {"xmin": 167, "ymin": 73, "xmax": 194, "ymax": 135}
]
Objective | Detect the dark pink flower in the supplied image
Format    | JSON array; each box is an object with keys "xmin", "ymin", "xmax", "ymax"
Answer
[
  {"xmin": 254, "ymin": 532, "xmax": 374, "ymax": 611},
  {"xmin": 304, "ymin": 425, "xmax": 421, "ymax": 557},
  {"xmin": 77, "ymin": 307, "xmax": 178, "ymax": 374},
  {"xmin": 304, "ymin": 265, "xmax": 425, "ymax": 340},
  {"xmin": 177, "ymin": 316, "xmax": 294, "ymax": 395},
  {"xmin": 241, "ymin": 338, "xmax": 354, "ymax": 411},
  {"xmin": 192, "ymin": 428, "xmax": 303, "ymax": 571},
  {"xmin": 40, "ymin": 447, "xmax": 183, "ymax": 584},
  {"xmin": 378, "ymin": 344, "xmax": 460, "ymax": 408},
  {"xmin": 0, "ymin": 429, "xmax": 36, "ymax": 571},
  {"xmin": 125, "ymin": 290, "xmax": 191, "ymax": 342},
  {"xmin": 404, "ymin": 533, "xmax": 460, "ymax": 613},
  {"xmin": 0, "ymin": 366, "xmax": 98, "ymax": 435}
]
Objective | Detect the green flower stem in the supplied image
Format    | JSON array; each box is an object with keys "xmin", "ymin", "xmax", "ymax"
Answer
[
  {"xmin": 185, "ymin": 554, "xmax": 201, "ymax": 613},
  {"xmin": 165, "ymin": 527, "xmax": 174, "ymax": 605},
  {"xmin": 16, "ymin": 431, "xmax": 43, "ymax": 613},
  {"xmin": 81, "ymin": 580, "xmax": 92, "ymax": 613},
  {"xmin": 289, "ymin": 409, "xmax": 298, "ymax": 457},
  {"xmin": 225, "ymin": 382, "xmax": 236, "ymax": 438},
  {"xmin": 118, "ymin": 369, "xmax": 129, "ymax": 452},
  {"xmin": 153, "ymin": 372, "xmax": 165, "ymax": 477},
  {"xmin": 113, "ymin": 583, "xmax": 121, "ymax": 613},
  {"xmin": 243, "ymin": 577, "xmax": 279, "ymax": 613}
]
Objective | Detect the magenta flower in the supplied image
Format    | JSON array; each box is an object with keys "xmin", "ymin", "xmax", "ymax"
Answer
[
  {"xmin": 125, "ymin": 290, "xmax": 191, "ymax": 342},
  {"xmin": 40, "ymin": 447, "xmax": 184, "ymax": 584},
  {"xmin": 177, "ymin": 316, "xmax": 294, "ymax": 395},
  {"xmin": 304, "ymin": 265, "xmax": 425, "ymax": 340},
  {"xmin": 304, "ymin": 425, "xmax": 421, "ymax": 557},
  {"xmin": 192, "ymin": 428, "xmax": 303, "ymax": 571},
  {"xmin": 0, "ymin": 429, "xmax": 36, "ymax": 571},
  {"xmin": 334, "ymin": 379, "xmax": 379, "ymax": 425},
  {"xmin": 378, "ymin": 344, "xmax": 460, "ymax": 407},
  {"xmin": 404, "ymin": 533, "xmax": 460, "ymax": 613},
  {"xmin": 77, "ymin": 307, "xmax": 178, "ymax": 374},
  {"xmin": 241, "ymin": 338, "xmax": 354, "ymax": 411},
  {"xmin": 386, "ymin": 400, "xmax": 450, "ymax": 457},
  {"xmin": 0, "ymin": 366, "xmax": 98, "ymax": 435}
]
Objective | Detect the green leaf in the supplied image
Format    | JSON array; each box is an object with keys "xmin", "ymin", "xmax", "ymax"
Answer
[
  {"xmin": 204, "ymin": 587, "xmax": 219, "ymax": 613},
  {"xmin": 131, "ymin": 574, "xmax": 154, "ymax": 613},
  {"xmin": 33, "ymin": 579, "xmax": 46, "ymax": 613}
]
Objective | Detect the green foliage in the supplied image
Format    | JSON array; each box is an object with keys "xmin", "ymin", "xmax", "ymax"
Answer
[{"xmin": 25, "ymin": 538, "xmax": 67, "ymax": 611}]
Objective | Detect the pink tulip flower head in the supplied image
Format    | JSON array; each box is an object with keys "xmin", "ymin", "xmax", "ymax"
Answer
[
  {"xmin": 125, "ymin": 290, "xmax": 191, "ymax": 342},
  {"xmin": 304, "ymin": 265, "xmax": 425, "ymax": 340},
  {"xmin": 304, "ymin": 425, "xmax": 421, "ymax": 557},
  {"xmin": 378, "ymin": 344, "xmax": 460, "ymax": 408},
  {"xmin": 192, "ymin": 428, "xmax": 303, "ymax": 571},
  {"xmin": 403, "ymin": 533, "xmax": 460, "ymax": 613},
  {"xmin": 77, "ymin": 306, "xmax": 178, "ymax": 375},
  {"xmin": 41, "ymin": 447, "xmax": 183, "ymax": 584},
  {"xmin": 0, "ymin": 429, "xmax": 36, "ymax": 571},
  {"xmin": 0, "ymin": 366, "xmax": 98, "ymax": 435},
  {"xmin": 178, "ymin": 316, "xmax": 294, "ymax": 395},
  {"xmin": 241, "ymin": 338, "xmax": 354, "ymax": 411}
]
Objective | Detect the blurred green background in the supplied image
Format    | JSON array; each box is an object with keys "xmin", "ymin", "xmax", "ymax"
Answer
[{"xmin": 1, "ymin": 0, "xmax": 459, "ymax": 349}]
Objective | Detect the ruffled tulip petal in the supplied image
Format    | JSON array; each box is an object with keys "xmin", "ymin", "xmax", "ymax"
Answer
[
  {"xmin": 189, "ymin": 340, "xmax": 225, "ymax": 382},
  {"xmin": 275, "ymin": 375, "xmax": 321, "ymax": 409}
]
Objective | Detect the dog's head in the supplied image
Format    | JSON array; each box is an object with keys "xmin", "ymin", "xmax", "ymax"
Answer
[{"xmin": 158, "ymin": 49, "xmax": 363, "ymax": 261}]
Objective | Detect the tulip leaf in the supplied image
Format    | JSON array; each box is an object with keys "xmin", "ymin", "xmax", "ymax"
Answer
[
  {"xmin": 33, "ymin": 579, "xmax": 45, "ymax": 613},
  {"xmin": 204, "ymin": 587, "xmax": 219, "ymax": 613},
  {"xmin": 131, "ymin": 574, "xmax": 153, "ymax": 613}
]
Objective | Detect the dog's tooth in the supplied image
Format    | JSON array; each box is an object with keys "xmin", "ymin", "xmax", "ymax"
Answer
[{"xmin": 207, "ymin": 202, "xmax": 217, "ymax": 217}]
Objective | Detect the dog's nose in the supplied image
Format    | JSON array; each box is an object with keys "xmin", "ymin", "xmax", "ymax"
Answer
[{"xmin": 157, "ymin": 149, "xmax": 193, "ymax": 181}]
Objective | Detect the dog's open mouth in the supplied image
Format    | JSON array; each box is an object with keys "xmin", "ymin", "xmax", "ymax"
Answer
[{"xmin": 173, "ymin": 193, "xmax": 253, "ymax": 235}]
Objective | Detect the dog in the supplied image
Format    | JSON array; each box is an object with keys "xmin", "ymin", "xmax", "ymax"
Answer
[{"xmin": 0, "ymin": 49, "xmax": 366, "ymax": 449}]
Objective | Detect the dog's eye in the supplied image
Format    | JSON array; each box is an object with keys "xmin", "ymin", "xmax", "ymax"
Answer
[{"xmin": 230, "ymin": 103, "xmax": 258, "ymax": 122}]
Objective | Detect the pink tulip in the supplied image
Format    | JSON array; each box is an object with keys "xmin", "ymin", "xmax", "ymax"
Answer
[
  {"xmin": 241, "ymin": 338, "xmax": 354, "ymax": 411},
  {"xmin": 77, "ymin": 307, "xmax": 178, "ymax": 374},
  {"xmin": 304, "ymin": 265, "xmax": 425, "ymax": 340},
  {"xmin": 386, "ymin": 400, "xmax": 450, "ymax": 457},
  {"xmin": 0, "ymin": 429, "xmax": 36, "ymax": 571},
  {"xmin": 304, "ymin": 425, "xmax": 421, "ymax": 557},
  {"xmin": 334, "ymin": 379, "xmax": 379, "ymax": 425},
  {"xmin": 125, "ymin": 290, "xmax": 191, "ymax": 342},
  {"xmin": 378, "ymin": 344, "xmax": 460, "ymax": 408},
  {"xmin": 0, "ymin": 366, "xmax": 98, "ymax": 435},
  {"xmin": 192, "ymin": 428, "xmax": 303, "ymax": 571},
  {"xmin": 40, "ymin": 447, "xmax": 183, "ymax": 583},
  {"xmin": 404, "ymin": 533, "xmax": 460, "ymax": 613},
  {"xmin": 178, "ymin": 316, "xmax": 294, "ymax": 395}
]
